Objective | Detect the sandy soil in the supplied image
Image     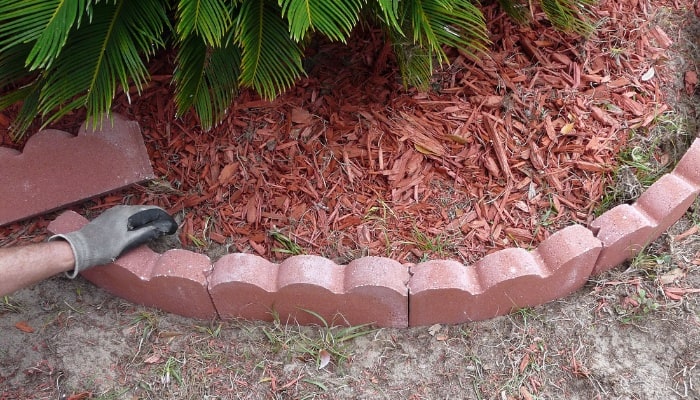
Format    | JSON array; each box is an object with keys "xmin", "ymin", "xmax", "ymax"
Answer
[{"xmin": 2, "ymin": 211, "xmax": 700, "ymax": 399}]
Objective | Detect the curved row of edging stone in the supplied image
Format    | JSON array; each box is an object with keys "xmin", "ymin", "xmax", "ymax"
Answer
[{"xmin": 47, "ymin": 138, "xmax": 700, "ymax": 328}]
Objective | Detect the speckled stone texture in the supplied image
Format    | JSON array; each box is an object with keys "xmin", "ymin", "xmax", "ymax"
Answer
[
  {"xmin": 209, "ymin": 254, "xmax": 410, "ymax": 327},
  {"xmin": 0, "ymin": 114, "xmax": 154, "ymax": 226},
  {"xmin": 408, "ymin": 224, "xmax": 601, "ymax": 326}
]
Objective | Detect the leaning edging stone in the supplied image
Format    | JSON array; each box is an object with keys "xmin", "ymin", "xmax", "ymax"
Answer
[{"xmin": 0, "ymin": 114, "xmax": 154, "ymax": 226}]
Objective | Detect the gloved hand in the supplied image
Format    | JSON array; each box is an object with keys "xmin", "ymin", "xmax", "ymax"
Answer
[{"xmin": 49, "ymin": 205, "xmax": 177, "ymax": 278}]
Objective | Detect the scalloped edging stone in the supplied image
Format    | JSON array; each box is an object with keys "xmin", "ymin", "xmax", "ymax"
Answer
[
  {"xmin": 45, "ymin": 136, "xmax": 700, "ymax": 327},
  {"xmin": 0, "ymin": 114, "xmax": 154, "ymax": 226},
  {"xmin": 590, "ymin": 145, "xmax": 700, "ymax": 275},
  {"xmin": 48, "ymin": 209, "xmax": 217, "ymax": 319},
  {"xmin": 209, "ymin": 254, "xmax": 410, "ymax": 327},
  {"xmin": 408, "ymin": 224, "xmax": 601, "ymax": 325}
]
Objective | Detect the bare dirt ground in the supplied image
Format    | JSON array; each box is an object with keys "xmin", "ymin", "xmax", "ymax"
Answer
[
  {"xmin": 2, "ymin": 3, "xmax": 700, "ymax": 400},
  {"xmin": 3, "ymin": 211, "xmax": 700, "ymax": 400}
]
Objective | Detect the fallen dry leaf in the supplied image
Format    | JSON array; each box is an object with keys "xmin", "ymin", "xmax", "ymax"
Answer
[
  {"xmin": 641, "ymin": 66, "xmax": 655, "ymax": 81},
  {"xmin": 560, "ymin": 122, "xmax": 575, "ymax": 135},
  {"xmin": 144, "ymin": 354, "xmax": 162, "ymax": 364},
  {"xmin": 685, "ymin": 70, "xmax": 698, "ymax": 95},
  {"xmin": 428, "ymin": 323, "xmax": 442, "ymax": 336},
  {"xmin": 15, "ymin": 321, "xmax": 34, "ymax": 333},
  {"xmin": 318, "ymin": 349, "xmax": 331, "ymax": 370},
  {"xmin": 658, "ymin": 268, "xmax": 685, "ymax": 285}
]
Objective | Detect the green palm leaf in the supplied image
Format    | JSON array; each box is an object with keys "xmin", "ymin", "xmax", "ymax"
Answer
[
  {"xmin": 373, "ymin": 0, "xmax": 402, "ymax": 31},
  {"xmin": 176, "ymin": 0, "xmax": 232, "ymax": 47},
  {"xmin": 496, "ymin": 0, "xmax": 530, "ymax": 24},
  {"xmin": 0, "ymin": 0, "xmax": 599, "ymax": 138},
  {"xmin": 235, "ymin": 0, "xmax": 304, "ymax": 99},
  {"xmin": 407, "ymin": 0, "xmax": 489, "ymax": 60},
  {"xmin": 37, "ymin": 0, "xmax": 167, "ymax": 127},
  {"xmin": 393, "ymin": 39, "xmax": 434, "ymax": 90},
  {"xmin": 174, "ymin": 33, "xmax": 241, "ymax": 129},
  {"xmin": 391, "ymin": 0, "xmax": 489, "ymax": 88},
  {"xmin": 278, "ymin": 0, "xmax": 363, "ymax": 42},
  {"xmin": 2, "ymin": 84, "xmax": 42, "ymax": 139},
  {"xmin": 540, "ymin": 0, "xmax": 596, "ymax": 35},
  {"xmin": 0, "ymin": 42, "xmax": 42, "ymax": 138},
  {"xmin": 0, "ymin": 43, "xmax": 34, "ymax": 88},
  {"xmin": 25, "ymin": 0, "xmax": 90, "ymax": 69},
  {"xmin": 0, "ymin": 0, "xmax": 59, "ymax": 52}
]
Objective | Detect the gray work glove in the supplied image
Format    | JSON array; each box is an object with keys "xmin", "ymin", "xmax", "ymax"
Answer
[{"xmin": 49, "ymin": 205, "xmax": 177, "ymax": 278}]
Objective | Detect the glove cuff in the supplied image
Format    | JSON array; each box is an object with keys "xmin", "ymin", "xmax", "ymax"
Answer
[{"xmin": 49, "ymin": 232, "xmax": 90, "ymax": 279}]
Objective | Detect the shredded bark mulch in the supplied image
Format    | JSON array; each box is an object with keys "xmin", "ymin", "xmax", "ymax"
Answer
[{"xmin": 0, "ymin": 1, "xmax": 690, "ymax": 264}]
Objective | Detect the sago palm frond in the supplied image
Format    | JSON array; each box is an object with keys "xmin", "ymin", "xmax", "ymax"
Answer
[
  {"xmin": 0, "ymin": 43, "xmax": 34, "ymax": 89},
  {"xmin": 496, "ymin": 0, "xmax": 530, "ymax": 24},
  {"xmin": 540, "ymin": 0, "xmax": 596, "ymax": 35},
  {"xmin": 0, "ymin": 81, "xmax": 42, "ymax": 139},
  {"xmin": 0, "ymin": 0, "xmax": 599, "ymax": 139},
  {"xmin": 400, "ymin": 0, "xmax": 489, "ymax": 62},
  {"xmin": 391, "ymin": 0, "xmax": 489, "ymax": 89},
  {"xmin": 393, "ymin": 38, "xmax": 435, "ymax": 90},
  {"xmin": 0, "ymin": 42, "xmax": 41, "ymax": 136},
  {"xmin": 279, "ymin": 0, "xmax": 364, "ymax": 42},
  {"xmin": 372, "ymin": 0, "xmax": 402, "ymax": 32},
  {"xmin": 174, "ymin": 33, "xmax": 241, "ymax": 129},
  {"xmin": 0, "ymin": 0, "xmax": 61, "ymax": 52},
  {"xmin": 426, "ymin": 0, "xmax": 490, "ymax": 56},
  {"xmin": 497, "ymin": 0, "xmax": 597, "ymax": 35},
  {"xmin": 176, "ymin": 0, "xmax": 232, "ymax": 47},
  {"xmin": 37, "ymin": 0, "xmax": 167, "ymax": 128},
  {"xmin": 25, "ymin": 0, "xmax": 90, "ymax": 70},
  {"xmin": 235, "ymin": 0, "xmax": 305, "ymax": 99}
]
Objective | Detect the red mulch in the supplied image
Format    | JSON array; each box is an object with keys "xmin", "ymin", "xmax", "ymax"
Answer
[{"xmin": 0, "ymin": 1, "xmax": 691, "ymax": 263}]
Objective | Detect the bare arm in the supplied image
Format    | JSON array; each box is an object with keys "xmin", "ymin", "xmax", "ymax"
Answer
[
  {"xmin": 0, "ymin": 205, "xmax": 177, "ymax": 297},
  {"xmin": 0, "ymin": 241, "xmax": 76, "ymax": 297}
]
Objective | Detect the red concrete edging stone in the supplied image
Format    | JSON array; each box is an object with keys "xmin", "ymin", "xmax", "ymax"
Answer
[
  {"xmin": 47, "ymin": 211, "xmax": 217, "ymax": 319},
  {"xmin": 408, "ymin": 224, "xmax": 601, "ymax": 326},
  {"xmin": 673, "ymin": 138, "xmax": 700, "ymax": 188},
  {"xmin": 591, "ymin": 138, "xmax": 700, "ymax": 275},
  {"xmin": 637, "ymin": 173, "xmax": 698, "ymax": 237},
  {"xmin": 0, "ymin": 114, "xmax": 154, "ymax": 226},
  {"xmin": 209, "ymin": 255, "xmax": 410, "ymax": 327},
  {"xmin": 589, "ymin": 204, "xmax": 655, "ymax": 275}
]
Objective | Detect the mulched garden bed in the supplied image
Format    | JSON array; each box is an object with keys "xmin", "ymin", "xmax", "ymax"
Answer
[{"xmin": 0, "ymin": 1, "xmax": 690, "ymax": 264}]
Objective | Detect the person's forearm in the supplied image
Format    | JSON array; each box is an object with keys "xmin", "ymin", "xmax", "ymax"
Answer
[{"xmin": 0, "ymin": 241, "xmax": 76, "ymax": 297}]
